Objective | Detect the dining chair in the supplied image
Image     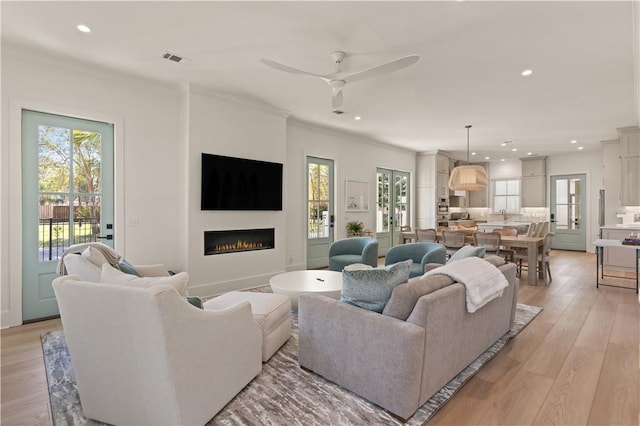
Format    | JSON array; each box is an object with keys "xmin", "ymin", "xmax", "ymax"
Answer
[
  {"xmin": 415, "ymin": 228, "xmax": 437, "ymax": 242},
  {"xmin": 493, "ymin": 228, "xmax": 517, "ymax": 262},
  {"xmin": 514, "ymin": 232, "xmax": 555, "ymax": 285},
  {"xmin": 527, "ymin": 222, "xmax": 537, "ymax": 237},
  {"xmin": 441, "ymin": 230, "xmax": 466, "ymax": 258},
  {"xmin": 400, "ymin": 225, "xmax": 412, "ymax": 232},
  {"xmin": 535, "ymin": 221, "xmax": 548, "ymax": 237},
  {"xmin": 473, "ymin": 231, "xmax": 501, "ymax": 257}
]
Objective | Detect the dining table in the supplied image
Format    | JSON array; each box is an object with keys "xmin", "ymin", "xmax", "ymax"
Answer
[
  {"xmin": 402, "ymin": 231, "xmax": 545, "ymax": 286},
  {"xmin": 499, "ymin": 235, "xmax": 545, "ymax": 285}
]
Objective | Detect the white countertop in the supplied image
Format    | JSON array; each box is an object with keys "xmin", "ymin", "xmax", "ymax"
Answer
[
  {"xmin": 478, "ymin": 221, "xmax": 532, "ymax": 227},
  {"xmin": 601, "ymin": 224, "xmax": 640, "ymax": 230}
]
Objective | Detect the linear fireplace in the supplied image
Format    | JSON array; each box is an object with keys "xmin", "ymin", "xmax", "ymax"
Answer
[{"xmin": 204, "ymin": 228, "xmax": 275, "ymax": 256}]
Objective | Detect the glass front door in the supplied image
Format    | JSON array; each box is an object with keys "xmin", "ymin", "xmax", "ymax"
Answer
[
  {"xmin": 376, "ymin": 168, "xmax": 410, "ymax": 255},
  {"xmin": 306, "ymin": 157, "xmax": 334, "ymax": 268},
  {"xmin": 22, "ymin": 110, "xmax": 114, "ymax": 321},
  {"xmin": 550, "ymin": 174, "xmax": 586, "ymax": 251}
]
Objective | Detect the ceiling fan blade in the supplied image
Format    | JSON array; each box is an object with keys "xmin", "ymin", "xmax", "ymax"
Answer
[
  {"xmin": 332, "ymin": 90, "xmax": 344, "ymax": 109},
  {"xmin": 342, "ymin": 55, "xmax": 419, "ymax": 83},
  {"xmin": 260, "ymin": 58, "xmax": 326, "ymax": 79}
]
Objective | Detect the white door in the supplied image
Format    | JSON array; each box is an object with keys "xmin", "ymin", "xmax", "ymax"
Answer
[
  {"xmin": 550, "ymin": 174, "xmax": 586, "ymax": 251},
  {"xmin": 306, "ymin": 157, "xmax": 334, "ymax": 269},
  {"xmin": 22, "ymin": 110, "xmax": 114, "ymax": 321},
  {"xmin": 376, "ymin": 168, "xmax": 410, "ymax": 255}
]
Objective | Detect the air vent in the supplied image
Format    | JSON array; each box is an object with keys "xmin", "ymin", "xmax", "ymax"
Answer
[{"xmin": 162, "ymin": 52, "xmax": 184, "ymax": 63}]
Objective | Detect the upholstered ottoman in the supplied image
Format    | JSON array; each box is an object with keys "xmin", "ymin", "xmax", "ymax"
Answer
[{"xmin": 203, "ymin": 291, "xmax": 291, "ymax": 362}]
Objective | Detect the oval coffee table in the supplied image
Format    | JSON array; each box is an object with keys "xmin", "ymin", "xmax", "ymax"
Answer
[{"xmin": 269, "ymin": 270, "xmax": 343, "ymax": 311}]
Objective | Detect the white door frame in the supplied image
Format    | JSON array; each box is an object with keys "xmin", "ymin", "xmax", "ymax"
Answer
[{"xmin": 3, "ymin": 98, "xmax": 124, "ymax": 327}]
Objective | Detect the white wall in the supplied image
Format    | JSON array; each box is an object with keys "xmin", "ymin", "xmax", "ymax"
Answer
[
  {"xmin": 183, "ymin": 86, "xmax": 289, "ymax": 296},
  {"xmin": 1, "ymin": 45, "xmax": 182, "ymax": 326},
  {"xmin": 286, "ymin": 120, "xmax": 416, "ymax": 270}
]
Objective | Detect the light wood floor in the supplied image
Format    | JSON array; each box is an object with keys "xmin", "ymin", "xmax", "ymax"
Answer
[{"xmin": 2, "ymin": 250, "xmax": 638, "ymax": 425}]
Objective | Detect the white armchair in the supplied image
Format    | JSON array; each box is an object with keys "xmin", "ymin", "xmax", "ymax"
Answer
[{"xmin": 52, "ymin": 275, "xmax": 262, "ymax": 425}]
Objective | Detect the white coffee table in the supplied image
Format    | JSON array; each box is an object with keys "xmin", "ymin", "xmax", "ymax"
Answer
[{"xmin": 269, "ymin": 270, "xmax": 343, "ymax": 311}]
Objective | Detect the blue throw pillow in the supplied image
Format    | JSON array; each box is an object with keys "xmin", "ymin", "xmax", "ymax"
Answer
[
  {"xmin": 117, "ymin": 259, "xmax": 140, "ymax": 276},
  {"xmin": 447, "ymin": 245, "xmax": 485, "ymax": 263},
  {"xmin": 341, "ymin": 260, "xmax": 412, "ymax": 313}
]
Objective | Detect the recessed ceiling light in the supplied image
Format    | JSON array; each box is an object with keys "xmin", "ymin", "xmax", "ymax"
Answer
[
  {"xmin": 77, "ymin": 24, "xmax": 91, "ymax": 33},
  {"xmin": 500, "ymin": 158, "xmax": 506, "ymax": 162},
  {"xmin": 354, "ymin": 116, "xmax": 361, "ymax": 121},
  {"xmin": 511, "ymin": 148, "xmax": 518, "ymax": 152},
  {"xmin": 485, "ymin": 156, "xmax": 490, "ymax": 160},
  {"xmin": 527, "ymin": 152, "xmax": 534, "ymax": 156},
  {"xmin": 471, "ymin": 152, "xmax": 476, "ymax": 156},
  {"xmin": 570, "ymin": 140, "xmax": 577, "ymax": 144},
  {"xmin": 521, "ymin": 69, "xmax": 533, "ymax": 76},
  {"xmin": 578, "ymin": 146, "xmax": 584, "ymax": 150}
]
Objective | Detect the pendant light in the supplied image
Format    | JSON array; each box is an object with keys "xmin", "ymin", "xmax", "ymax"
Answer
[{"xmin": 448, "ymin": 125, "xmax": 488, "ymax": 191}]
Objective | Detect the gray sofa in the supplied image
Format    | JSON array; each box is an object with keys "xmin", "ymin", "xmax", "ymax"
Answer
[{"xmin": 298, "ymin": 261, "xmax": 518, "ymax": 421}]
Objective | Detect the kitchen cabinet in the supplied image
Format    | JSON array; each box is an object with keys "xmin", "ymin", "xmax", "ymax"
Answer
[
  {"xmin": 416, "ymin": 151, "xmax": 451, "ymax": 228},
  {"xmin": 621, "ymin": 157, "xmax": 640, "ymax": 206},
  {"xmin": 468, "ymin": 162, "xmax": 489, "ymax": 207},
  {"xmin": 521, "ymin": 157, "xmax": 546, "ymax": 207},
  {"xmin": 601, "ymin": 227, "xmax": 638, "ymax": 272},
  {"xmin": 618, "ymin": 127, "xmax": 640, "ymax": 206},
  {"xmin": 436, "ymin": 155, "xmax": 450, "ymax": 174},
  {"xmin": 437, "ymin": 172, "xmax": 449, "ymax": 199}
]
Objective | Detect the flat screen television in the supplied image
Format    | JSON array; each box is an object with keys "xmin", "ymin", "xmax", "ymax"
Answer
[{"xmin": 201, "ymin": 153, "xmax": 283, "ymax": 211}]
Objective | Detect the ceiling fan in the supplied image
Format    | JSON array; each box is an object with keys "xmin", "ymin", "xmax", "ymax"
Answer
[{"xmin": 260, "ymin": 51, "xmax": 419, "ymax": 114}]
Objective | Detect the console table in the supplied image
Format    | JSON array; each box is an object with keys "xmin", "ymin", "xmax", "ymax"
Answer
[{"xmin": 592, "ymin": 239, "xmax": 640, "ymax": 293}]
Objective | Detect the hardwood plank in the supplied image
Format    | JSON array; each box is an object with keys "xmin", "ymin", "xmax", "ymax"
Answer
[
  {"xmin": 574, "ymin": 304, "xmax": 616, "ymax": 352},
  {"xmin": 588, "ymin": 342, "xmax": 639, "ymax": 425},
  {"xmin": 477, "ymin": 369, "xmax": 554, "ymax": 425},
  {"xmin": 609, "ymin": 302, "xmax": 640, "ymax": 347},
  {"xmin": 533, "ymin": 346, "xmax": 605, "ymax": 425},
  {"xmin": 523, "ymin": 296, "xmax": 593, "ymax": 378}
]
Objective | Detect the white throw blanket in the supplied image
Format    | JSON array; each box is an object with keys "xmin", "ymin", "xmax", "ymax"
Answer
[
  {"xmin": 56, "ymin": 242, "xmax": 121, "ymax": 276},
  {"xmin": 424, "ymin": 256, "xmax": 508, "ymax": 313}
]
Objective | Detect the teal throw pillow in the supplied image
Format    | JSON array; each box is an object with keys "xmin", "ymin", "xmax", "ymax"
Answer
[
  {"xmin": 447, "ymin": 245, "xmax": 485, "ymax": 263},
  {"xmin": 117, "ymin": 259, "xmax": 140, "ymax": 276},
  {"xmin": 187, "ymin": 296, "xmax": 203, "ymax": 309},
  {"xmin": 341, "ymin": 260, "xmax": 412, "ymax": 313}
]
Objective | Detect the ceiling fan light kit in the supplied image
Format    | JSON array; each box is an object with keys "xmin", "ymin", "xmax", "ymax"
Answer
[
  {"xmin": 260, "ymin": 51, "xmax": 419, "ymax": 113},
  {"xmin": 448, "ymin": 125, "xmax": 488, "ymax": 191}
]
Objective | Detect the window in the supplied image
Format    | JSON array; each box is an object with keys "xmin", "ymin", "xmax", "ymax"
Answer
[{"xmin": 494, "ymin": 179, "xmax": 520, "ymax": 212}]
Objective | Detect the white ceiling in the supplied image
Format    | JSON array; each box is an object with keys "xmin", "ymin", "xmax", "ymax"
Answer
[{"xmin": 2, "ymin": 1, "xmax": 638, "ymax": 161}]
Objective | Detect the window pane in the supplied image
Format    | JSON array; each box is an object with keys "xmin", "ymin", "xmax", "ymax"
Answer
[
  {"xmin": 38, "ymin": 194, "xmax": 70, "ymax": 262},
  {"xmin": 495, "ymin": 196, "xmax": 506, "ymax": 212},
  {"xmin": 72, "ymin": 130, "xmax": 102, "ymax": 194},
  {"xmin": 495, "ymin": 180, "xmax": 507, "ymax": 195},
  {"xmin": 507, "ymin": 180, "xmax": 519, "ymax": 195},
  {"xmin": 39, "ymin": 125, "xmax": 71, "ymax": 194},
  {"xmin": 556, "ymin": 179, "xmax": 568, "ymax": 204},
  {"xmin": 506, "ymin": 196, "xmax": 519, "ymax": 212}
]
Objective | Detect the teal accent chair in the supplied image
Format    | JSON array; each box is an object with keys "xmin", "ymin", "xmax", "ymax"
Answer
[
  {"xmin": 384, "ymin": 242, "xmax": 447, "ymax": 278},
  {"xmin": 328, "ymin": 237, "xmax": 379, "ymax": 271}
]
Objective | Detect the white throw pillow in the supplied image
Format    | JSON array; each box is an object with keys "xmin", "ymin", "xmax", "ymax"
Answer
[
  {"xmin": 64, "ymin": 254, "xmax": 102, "ymax": 282},
  {"xmin": 100, "ymin": 263, "xmax": 189, "ymax": 296},
  {"xmin": 81, "ymin": 246, "xmax": 109, "ymax": 267}
]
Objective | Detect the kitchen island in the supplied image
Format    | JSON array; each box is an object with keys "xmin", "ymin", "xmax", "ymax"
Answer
[
  {"xmin": 600, "ymin": 225, "xmax": 640, "ymax": 272},
  {"xmin": 477, "ymin": 222, "xmax": 532, "ymax": 234}
]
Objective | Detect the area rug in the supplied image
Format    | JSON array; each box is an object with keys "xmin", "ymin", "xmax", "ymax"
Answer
[{"xmin": 42, "ymin": 303, "xmax": 541, "ymax": 426}]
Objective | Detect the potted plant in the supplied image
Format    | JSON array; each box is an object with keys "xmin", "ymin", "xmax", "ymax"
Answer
[{"xmin": 346, "ymin": 220, "xmax": 364, "ymax": 237}]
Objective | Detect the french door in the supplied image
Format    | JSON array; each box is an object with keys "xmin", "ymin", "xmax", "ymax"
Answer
[
  {"xmin": 550, "ymin": 174, "xmax": 586, "ymax": 251},
  {"xmin": 306, "ymin": 157, "xmax": 334, "ymax": 269},
  {"xmin": 376, "ymin": 168, "xmax": 410, "ymax": 255},
  {"xmin": 22, "ymin": 110, "xmax": 114, "ymax": 321}
]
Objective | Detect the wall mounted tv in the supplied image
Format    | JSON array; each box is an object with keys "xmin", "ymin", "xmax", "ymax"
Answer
[{"xmin": 201, "ymin": 153, "xmax": 283, "ymax": 211}]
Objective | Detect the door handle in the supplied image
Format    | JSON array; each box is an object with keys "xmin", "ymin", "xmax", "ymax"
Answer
[{"xmin": 97, "ymin": 235, "xmax": 113, "ymax": 240}]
